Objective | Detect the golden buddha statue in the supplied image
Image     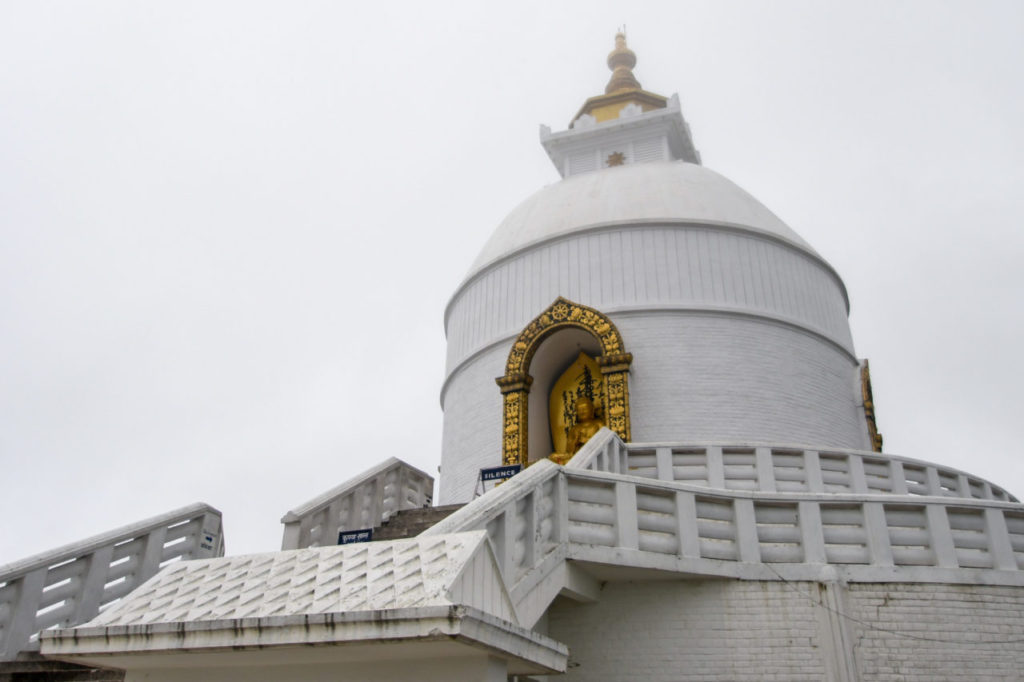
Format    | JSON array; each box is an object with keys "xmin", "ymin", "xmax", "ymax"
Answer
[{"xmin": 565, "ymin": 396, "xmax": 603, "ymax": 454}]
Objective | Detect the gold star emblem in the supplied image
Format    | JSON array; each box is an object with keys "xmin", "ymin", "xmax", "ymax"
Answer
[{"xmin": 606, "ymin": 151, "xmax": 626, "ymax": 167}]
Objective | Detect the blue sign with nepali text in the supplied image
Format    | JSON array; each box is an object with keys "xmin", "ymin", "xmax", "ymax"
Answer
[{"xmin": 338, "ymin": 528, "xmax": 373, "ymax": 545}]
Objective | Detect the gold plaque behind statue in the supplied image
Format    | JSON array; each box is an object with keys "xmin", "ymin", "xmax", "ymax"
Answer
[{"xmin": 549, "ymin": 351, "xmax": 604, "ymax": 456}]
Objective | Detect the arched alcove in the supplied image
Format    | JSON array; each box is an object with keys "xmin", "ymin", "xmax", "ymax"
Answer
[
  {"xmin": 527, "ymin": 328, "xmax": 603, "ymax": 463},
  {"xmin": 496, "ymin": 297, "xmax": 632, "ymax": 467}
]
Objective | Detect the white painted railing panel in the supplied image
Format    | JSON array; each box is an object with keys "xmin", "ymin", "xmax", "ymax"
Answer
[
  {"xmin": 424, "ymin": 461, "xmax": 562, "ymax": 586},
  {"xmin": 280, "ymin": 457, "xmax": 433, "ymax": 550},
  {"xmin": 571, "ymin": 430, "xmax": 1018, "ymax": 503},
  {"xmin": 430, "ymin": 432, "xmax": 1024, "ymax": 589},
  {"xmin": 0, "ymin": 503, "xmax": 223, "ymax": 661},
  {"xmin": 424, "ymin": 435, "xmax": 1024, "ymax": 627},
  {"xmin": 562, "ymin": 467, "xmax": 1024, "ymax": 577}
]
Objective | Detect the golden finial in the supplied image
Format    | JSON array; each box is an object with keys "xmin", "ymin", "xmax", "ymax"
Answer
[
  {"xmin": 570, "ymin": 30, "xmax": 666, "ymax": 126},
  {"xmin": 605, "ymin": 31, "xmax": 641, "ymax": 94}
]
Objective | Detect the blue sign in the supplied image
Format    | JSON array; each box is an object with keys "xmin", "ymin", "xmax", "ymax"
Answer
[
  {"xmin": 480, "ymin": 464, "xmax": 522, "ymax": 482},
  {"xmin": 338, "ymin": 528, "xmax": 373, "ymax": 545}
]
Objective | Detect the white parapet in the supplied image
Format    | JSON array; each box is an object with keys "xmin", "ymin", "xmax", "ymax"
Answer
[
  {"xmin": 429, "ymin": 430, "xmax": 1024, "ymax": 616},
  {"xmin": 0, "ymin": 502, "xmax": 223, "ymax": 661},
  {"xmin": 280, "ymin": 457, "xmax": 434, "ymax": 550},
  {"xmin": 571, "ymin": 428, "xmax": 1018, "ymax": 502}
]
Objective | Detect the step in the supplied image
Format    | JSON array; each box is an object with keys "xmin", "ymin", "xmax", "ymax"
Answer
[{"xmin": 374, "ymin": 504, "xmax": 464, "ymax": 541}]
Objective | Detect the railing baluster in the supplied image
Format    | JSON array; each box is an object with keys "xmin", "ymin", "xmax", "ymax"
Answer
[
  {"xmin": 754, "ymin": 447, "xmax": 776, "ymax": 493},
  {"xmin": 555, "ymin": 474, "xmax": 569, "ymax": 544},
  {"xmin": 956, "ymin": 474, "xmax": 972, "ymax": 499},
  {"xmin": 71, "ymin": 546, "xmax": 113, "ymax": 626},
  {"xmin": 674, "ymin": 491, "xmax": 701, "ymax": 558},
  {"xmin": 655, "ymin": 447, "xmax": 673, "ymax": 482},
  {"xmin": 138, "ymin": 526, "xmax": 168, "ymax": 577},
  {"xmin": 707, "ymin": 446, "xmax": 725, "ymax": 489},
  {"xmin": 523, "ymin": 492, "xmax": 538, "ymax": 572},
  {"xmin": 804, "ymin": 450, "xmax": 824, "ymax": 492},
  {"xmin": 2, "ymin": 568, "xmax": 46, "ymax": 659},
  {"xmin": 798, "ymin": 501, "xmax": 826, "ymax": 564},
  {"xmin": 734, "ymin": 499, "xmax": 760, "ymax": 563},
  {"xmin": 614, "ymin": 482, "xmax": 639, "ymax": 550},
  {"xmin": 863, "ymin": 503, "xmax": 894, "ymax": 567},
  {"xmin": 925, "ymin": 505, "xmax": 958, "ymax": 567},
  {"xmin": 889, "ymin": 460, "xmax": 908, "ymax": 494},
  {"xmin": 849, "ymin": 455, "xmax": 868, "ymax": 494},
  {"xmin": 497, "ymin": 511, "xmax": 514, "ymax": 580},
  {"xmin": 984, "ymin": 509, "xmax": 1018, "ymax": 571}
]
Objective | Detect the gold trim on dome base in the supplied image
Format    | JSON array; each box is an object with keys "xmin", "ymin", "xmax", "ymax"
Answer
[
  {"xmin": 496, "ymin": 297, "xmax": 632, "ymax": 467},
  {"xmin": 861, "ymin": 359, "xmax": 883, "ymax": 453}
]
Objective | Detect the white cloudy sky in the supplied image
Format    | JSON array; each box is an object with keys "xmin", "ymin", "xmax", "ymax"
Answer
[{"xmin": 2, "ymin": 1, "xmax": 1022, "ymax": 562}]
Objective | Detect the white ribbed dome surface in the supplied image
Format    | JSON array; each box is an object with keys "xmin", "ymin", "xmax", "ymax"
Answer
[{"xmin": 469, "ymin": 161, "xmax": 814, "ymax": 274}]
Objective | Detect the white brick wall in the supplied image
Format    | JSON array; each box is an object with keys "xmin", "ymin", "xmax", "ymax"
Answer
[
  {"xmin": 546, "ymin": 579, "xmax": 827, "ymax": 681},
  {"xmin": 847, "ymin": 583, "xmax": 1024, "ymax": 681},
  {"xmin": 543, "ymin": 579, "xmax": 1024, "ymax": 681},
  {"xmin": 445, "ymin": 224, "xmax": 853, "ymax": 375}
]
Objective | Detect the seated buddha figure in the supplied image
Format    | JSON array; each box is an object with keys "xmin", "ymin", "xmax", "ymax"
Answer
[{"xmin": 565, "ymin": 396, "xmax": 604, "ymax": 454}]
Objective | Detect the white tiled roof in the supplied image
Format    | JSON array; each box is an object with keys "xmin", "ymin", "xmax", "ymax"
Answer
[{"xmin": 88, "ymin": 531, "xmax": 516, "ymax": 627}]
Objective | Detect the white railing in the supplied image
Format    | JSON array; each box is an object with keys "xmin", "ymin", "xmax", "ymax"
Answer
[
  {"xmin": 421, "ymin": 459, "xmax": 566, "ymax": 626},
  {"xmin": 570, "ymin": 429, "xmax": 1017, "ymax": 502},
  {"xmin": 421, "ymin": 430, "xmax": 1024, "ymax": 627},
  {"xmin": 424, "ymin": 460, "xmax": 564, "ymax": 586},
  {"xmin": 280, "ymin": 457, "xmax": 434, "ymax": 550},
  {"xmin": 0, "ymin": 503, "xmax": 223, "ymax": 661},
  {"xmin": 562, "ymin": 468, "xmax": 1024, "ymax": 578}
]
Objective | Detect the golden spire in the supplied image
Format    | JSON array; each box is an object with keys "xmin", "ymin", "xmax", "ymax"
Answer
[
  {"xmin": 571, "ymin": 32, "xmax": 667, "ymax": 126},
  {"xmin": 605, "ymin": 31, "xmax": 642, "ymax": 93}
]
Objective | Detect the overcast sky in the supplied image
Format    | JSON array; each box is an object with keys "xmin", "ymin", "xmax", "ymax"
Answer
[{"xmin": 2, "ymin": 1, "xmax": 1022, "ymax": 562}]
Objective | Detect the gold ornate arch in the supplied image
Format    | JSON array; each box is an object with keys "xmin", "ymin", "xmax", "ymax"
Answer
[{"xmin": 496, "ymin": 297, "xmax": 633, "ymax": 466}]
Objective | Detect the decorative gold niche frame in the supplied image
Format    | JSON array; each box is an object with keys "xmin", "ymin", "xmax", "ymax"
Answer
[
  {"xmin": 860, "ymin": 359, "xmax": 884, "ymax": 453},
  {"xmin": 496, "ymin": 297, "xmax": 633, "ymax": 467}
]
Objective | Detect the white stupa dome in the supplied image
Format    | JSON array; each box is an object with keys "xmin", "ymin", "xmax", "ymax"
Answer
[
  {"xmin": 439, "ymin": 41, "xmax": 870, "ymax": 503},
  {"xmin": 469, "ymin": 161, "xmax": 816, "ymax": 276}
]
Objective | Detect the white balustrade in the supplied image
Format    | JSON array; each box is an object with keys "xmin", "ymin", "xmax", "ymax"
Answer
[
  {"xmin": 569, "ymin": 429, "xmax": 1017, "ymax": 502},
  {"xmin": 422, "ymin": 429, "xmax": 1023, "ymax": 610},
  {"xmin": 280, "ymin": 457, "xmax": 433, "ymax": 550},
  {"xmin": 422, "ymin": 460, "xmax": 563, "ymax": 589},
  {"xmin": 0, "ymin": 503, "xmax": 223, "ymax": 661},
  {"xmin": 561, "ymin": 467, "xmax": 1024, "ymax": 580}
]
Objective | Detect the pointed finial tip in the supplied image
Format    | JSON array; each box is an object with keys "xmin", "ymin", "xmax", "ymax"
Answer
[{"xmin": 605, "ymin": 29, "xmax": 640, "ymax": 93}]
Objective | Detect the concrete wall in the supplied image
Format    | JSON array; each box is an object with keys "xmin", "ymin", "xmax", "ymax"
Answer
[{"xmin": 545, "ymin": 579, "xmax": 1024, "ymax": 682}]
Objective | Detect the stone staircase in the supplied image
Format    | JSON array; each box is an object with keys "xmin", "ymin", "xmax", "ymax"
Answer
[{"xmin": 374, "ymin": 504, "xmax": 464, "ymax": 541}]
